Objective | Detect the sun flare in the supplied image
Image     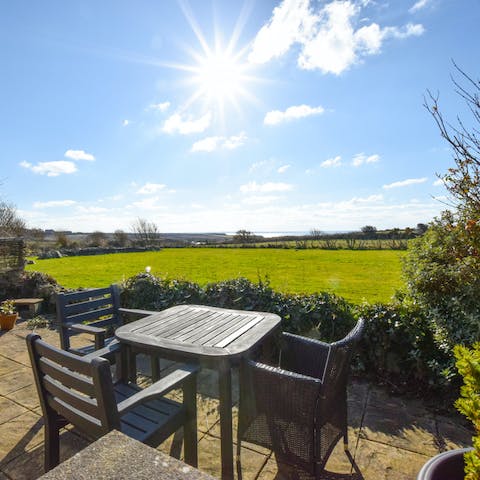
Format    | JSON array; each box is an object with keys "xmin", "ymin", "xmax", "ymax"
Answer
[{"xmin": 195, "ymin": 52, "xmax": 245, "ymax": 104}]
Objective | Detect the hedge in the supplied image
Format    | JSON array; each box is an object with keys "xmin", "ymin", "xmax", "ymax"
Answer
[{"xmin": 120, "ymin": 273, "xmax": 451, "ymax": 397}]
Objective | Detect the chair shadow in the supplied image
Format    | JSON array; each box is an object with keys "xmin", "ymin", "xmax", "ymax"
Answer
[{"xmin": 0, "ymin": 416, "xmax": 44, "ymax": 469}]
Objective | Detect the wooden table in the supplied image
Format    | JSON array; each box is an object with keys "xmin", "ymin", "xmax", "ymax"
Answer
[{"xmin": 115, "ymin": 304, "xmax": 281, "ymax": 480}]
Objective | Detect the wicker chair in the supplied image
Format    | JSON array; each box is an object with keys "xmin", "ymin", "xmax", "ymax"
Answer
[{"xmin": 237, "ymin": 318, "xmax": 365, "ymax": 479}]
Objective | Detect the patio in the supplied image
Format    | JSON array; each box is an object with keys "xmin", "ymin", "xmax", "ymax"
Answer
[{"xmin": 0, "ymin": 320, "xmax": 472, "ymax": 480}]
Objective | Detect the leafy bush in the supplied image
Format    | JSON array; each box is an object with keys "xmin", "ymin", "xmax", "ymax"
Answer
[
  {"xmin": 354, "ymin": 302, "xmax": 447, "ymax": 390},
  {"xmin": 454, "ymin": 343, "xmax": 480, "ymax": 479},
  {"xmin": 121, "ymin": 273, "xmax": 203, "ymax": 310},
  {"xmin": 403, "ymin": 212, "xmax": 480, "ymax": 380}
]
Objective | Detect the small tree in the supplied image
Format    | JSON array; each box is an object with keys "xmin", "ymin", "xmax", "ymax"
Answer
[
  {"xmin": 112, "ymin": 229, "xmax": 129, "ymax": 247},
  {"xmin": 233, "ymin": 229, "xmax": 255, "ymax": 244},
  {"xmin": 403, "ymin": 64, "xmax": 480, "ymax": 381},
  {"xmin": 87, "ymin": 231, "xmax": 108, "ymax": 247},
  {"xmin": 361, "ymin": 225, "xmax": 377, "ymax": 239},
  {"xmin": 132, "ymin": 218, "xmax": 160, "ymax": 246},
  {"xmin": 0, "ymin": 202, "xmax": 25, "ymax": 237}
]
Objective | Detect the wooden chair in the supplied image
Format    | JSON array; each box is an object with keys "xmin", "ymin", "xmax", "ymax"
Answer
[
  {"xmin": 237, "ymin": 318, "xmax": 365, "ymax": 479},
  {"xmin": 26, "ymin": 333, "xmax": 198, "ymax": 472},
  {"xmin": 56, "ymin": 285, "xmax": 161, "ymax": 379}
]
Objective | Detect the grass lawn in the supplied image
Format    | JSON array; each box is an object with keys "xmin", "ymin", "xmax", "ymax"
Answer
[{"xmin": 26, "ymin": 248, "xmax": 405, "ymax": 304}]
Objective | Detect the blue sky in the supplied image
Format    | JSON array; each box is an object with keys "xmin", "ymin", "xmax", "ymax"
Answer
[{"xmin": 1, "ymin": 0, "xmax": 479, "ymax": 233}]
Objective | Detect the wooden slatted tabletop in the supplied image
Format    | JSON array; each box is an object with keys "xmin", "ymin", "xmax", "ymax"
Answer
[{"xmin": 116, "ymin": 304, "xmax": 281, "ymax": 361}]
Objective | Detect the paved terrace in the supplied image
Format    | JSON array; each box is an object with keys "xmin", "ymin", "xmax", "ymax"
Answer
[{"xmin": 0, "ymin": 321, "xmax": 472, "ymax": 480}]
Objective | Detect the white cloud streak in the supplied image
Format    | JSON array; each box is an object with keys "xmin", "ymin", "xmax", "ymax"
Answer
[
  {"xmin": 191, "ymin": 132, "xmax": 247, "ymax": 153},
  {"xmin": 20, "ymin": 160, "xmax": 77, "ymax": 177},
  {"xmin": 64, "ymin": 149, "xmax": 95, "ymax": 161},
  {"xmin": 149, "ymin": 101, "xmax": 171, "ymax": 112},
  {"xmin": 278, "ymin": 164, "xmax": 291, "ymax": 174},
  {"xmin": 264, "ymin": 104, "xmax": 324, "ymax": 125},
  {"xmin": 352, "ymin": 153, "xmax": 380, "ymax": 166},
  {"xmin": 249, "ymin": 0, "xmax": 424, "ymax": 75},
  {"xmin": 321, "ymin": 155, "xmax": 342, "ymax": 168},
  {"xmin": 409, "ymin": 0, "xmax": 432, "ymax": 13},
  {"xmin": 383, "ymin": 177, "xmax": 428, "ymax": 189},
  {"xmin": 137, "ymin": 183, "xmax": 166, "ymax": 195},
  {"xmin": 240, "ymin": 181, "xmax": 294, "ymax": 193},
  {"xmin": 163, "ymin": 112, "xmax": 211, "ymax": 135},
  {"xmin": 33, "ymin": 200, "xmax": 77, "ymax": 208}
]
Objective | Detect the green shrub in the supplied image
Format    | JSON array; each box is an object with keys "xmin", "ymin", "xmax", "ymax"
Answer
[
  {"xmin": 118, "ymin": 273, "xmax": 457, "ymax": 396},
  {"xmin": 403, "ymin": 212, "xmax": 480, "ymax": 380},
  {"xmin": 454, "ymin": 343, "xmax": 480, "ymax": 479},
  {"xmin": 354, "ymin": 302, "xmax": 446, "ymax": 389},
  {"xmin": 120, "ymin": 273, "xmax": 203, "ymax": 310}
]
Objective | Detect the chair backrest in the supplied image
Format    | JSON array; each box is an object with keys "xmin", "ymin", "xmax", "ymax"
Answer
[
  {"xmin": 322, "ymin": 318, "xmax": 365, "ymax": 395},
  {"xmin": 56, "ymin": 285, "xmax": 121, "ymax": 351},
  {"xmin": 26, "ymin": 333, "xmax": 120, "ymax": 439}
]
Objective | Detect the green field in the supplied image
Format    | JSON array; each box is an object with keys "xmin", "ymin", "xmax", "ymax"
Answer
[{"xmin": 26, "ymin": 248, "xmax": 405, "ymax": 304}]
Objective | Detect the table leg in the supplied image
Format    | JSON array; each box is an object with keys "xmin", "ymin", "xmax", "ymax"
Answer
[{"xmin": 218, "ymin": 360, "xmax": 234, "ymax": 480}]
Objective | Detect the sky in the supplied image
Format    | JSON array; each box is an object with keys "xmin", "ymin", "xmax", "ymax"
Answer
[{"xmin": 1, "ymin": 0, "xmax": 479, "ymax": 234}]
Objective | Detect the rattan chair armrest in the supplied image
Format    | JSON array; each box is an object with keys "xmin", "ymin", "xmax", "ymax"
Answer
[{"xmin": 117, "ymin": 363, "xmax": 199, "ymax": 415}]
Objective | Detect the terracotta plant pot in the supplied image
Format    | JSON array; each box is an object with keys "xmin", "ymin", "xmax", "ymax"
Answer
[
  {"xmin": 417, "ymin": 448, "xmax": 471, "ymax": 480},
  {"xmin": 0, "ymin": 313, "xmax": 18, "ymax": 331}
]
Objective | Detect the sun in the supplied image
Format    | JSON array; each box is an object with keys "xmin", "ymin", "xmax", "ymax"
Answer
[
  {"xmin": 172, "ymin": 2, "xmax": 261, "ymax": 120},
  {"xmin": 194, "ymin": 51, "xmax": 246, "ymax": 106}
]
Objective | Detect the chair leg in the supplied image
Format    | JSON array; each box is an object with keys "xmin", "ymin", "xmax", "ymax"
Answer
[
  {"xmin": 151, "ymin": 355, "xmax": 161, "ymax": 381},
  {"xmin": 182, "ymin": 374, "xmax": 198, "ymax": 467},
  {"xmin": 44, "ymin": 417, "xmax": 60, "ymax": 472}
]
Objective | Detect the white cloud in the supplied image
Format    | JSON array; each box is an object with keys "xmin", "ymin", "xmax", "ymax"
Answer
[
  {"xmin": 122, "ymin": 119, "xmax": 130, "ymax": 127},
  {"xmin": 20, "ymin": 160, "xmax": 77, "ymax": 177},
  {"xmin": 409, "ymin": 0, "xmax": 432, "ymax": 13},
  {"xmin": 64, "ymin": 149, "xmax": 95, "ymax": 161},
  {"xmin": 382, "ymin": 23, "xmax": 425, "ymax": 39},
  {"xmin": 278, "ymin": 164, "xmax": 291, "ymax": 174},
  {"xmin": 352, "ymin": 153, "xmax": 380, "ymax": 166},
  {"xmin": 137, "ymin": 183, "xmax": 166, "ymax": 195},
  {"xmin": 321, "ymin": 155, "xmax": 342, "ymax": 168},
  {"xmin": 240, "ymin": 181, "xmax": 294, "ymax": 193},
  {"xmin": 433, "ymin": 178, "xmax": 444, "ymax": 186},
  {"xmin": 191, "ymin": 132, "xmax": 247, "ymax": 153},
  {"xmin": 383, "ymin": 177, "xmax": 428, "ymax": 189},
  {"xmin": 248, "ymin": 0, "xmax": 314, "ymax": 64},
  {"xmin": 163, "ymin": 112, "xmax": 211, "ymax": 135},
  {"xmin": 130, "ymin": 196, "xmax": 167, "ymax": 210},
  {"xmin": 149, "ymin": 101, "xmax": 171, "ymax": 112},
  {"xmin": 250, "ymin": 0, "xmax": 424, "ymax": 75},
  {"xmin": 264, "ymin": 104, "xmax": 325, "ymax": 125},
  {"xmin": 33, "ymin": 200, "xmax": 77, "ymax": 208}
]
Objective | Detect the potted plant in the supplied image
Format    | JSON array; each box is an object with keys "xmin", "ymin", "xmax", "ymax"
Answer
[
  {"xmin": 0, "ymin": 300, "xmax": 19, "ymax": 331},
  {"xmin": 417, "ymin": 343, "xmax": 479, "ymax": 479}
]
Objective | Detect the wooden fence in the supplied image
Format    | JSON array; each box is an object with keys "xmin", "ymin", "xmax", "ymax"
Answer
[{"xmin": 0, "ymin": 237, "xmax": 25, "ymax": 274}]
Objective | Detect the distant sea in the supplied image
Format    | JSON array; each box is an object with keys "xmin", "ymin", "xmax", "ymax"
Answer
[{"xmin": 226, "ymin": 231, "xmax": 345, "ymax": 238}]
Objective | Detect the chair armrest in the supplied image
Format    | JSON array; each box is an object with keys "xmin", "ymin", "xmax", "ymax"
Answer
[
  {"xmin": 117, "ymin": 363, "xmax": 199, "ymax": 415},
  {"xmin": 280, "ymin": 332, "xmax": 331, "ymax": 380},
  {"xmin": 83, "ymin": 339, "xmax": 121, "ymax": 362},
  {"xmin": 64, "ymin": 322, "xmax": 105, "ymax": 335}
]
